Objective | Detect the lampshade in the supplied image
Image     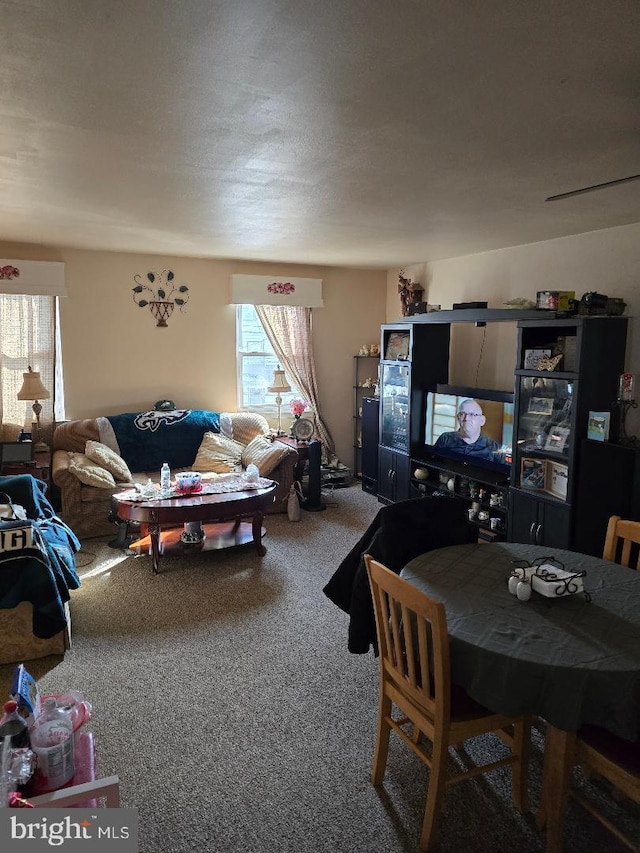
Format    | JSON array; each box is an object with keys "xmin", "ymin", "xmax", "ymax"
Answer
[
  {"xmin": 17, "ymin": 366, "xmax": 50, "ymax": 401},
  {"xmin": 267, "ymin": 367, "xmax": 291, "ymax": 395}
]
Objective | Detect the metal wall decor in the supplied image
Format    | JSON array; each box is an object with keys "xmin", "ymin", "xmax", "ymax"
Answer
[{"xmin": 132, "ymin": 270, "xmax": 189, "ymax": 327}]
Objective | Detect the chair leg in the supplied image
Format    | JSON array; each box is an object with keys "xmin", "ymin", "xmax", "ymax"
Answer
[
  {"xmin": 371, "ymin": 692, "xmax": 392, "ymax": 785},
  {"xmin": 511, "ymin": 717, "xmax": 531, "ymax": 813},
  {"xmin": 419, "ymin": 737, "xmax": 448, "ymax": 851}
]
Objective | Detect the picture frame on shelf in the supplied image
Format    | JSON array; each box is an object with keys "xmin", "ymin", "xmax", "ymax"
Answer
[
  {"xmin": 520, "ymin": 457, "xmax": 546, "ymax": 490},
  {"xmin": 587, "ymin": 411, "xmax": 610, "ymax": 442},
  {"xmin": 384, "ymin": 332, "xmax": 410, "ymax": 361},
  {"xmin": 544, "ymin": 426, "xmax": 570, "ymax": 453},
  {"xmin": 545, "ymin": 460, "xmax": 569, "ymax": 500},
  {"xmin": 523, "ymin": 348, "xmax": 551, "ymax": 370},
  {"xmin": 528, "ymin": 396, "xmax": 554, "ymax": 416}
]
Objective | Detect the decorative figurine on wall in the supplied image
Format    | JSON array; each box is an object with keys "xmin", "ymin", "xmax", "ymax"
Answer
[
  {"xmin": 398, "ymin": 269, "xmax": 424, "ymax": 317},
  {"xmin": 132, "ymin": 270, "xmax": 190, "ymax": 327}
]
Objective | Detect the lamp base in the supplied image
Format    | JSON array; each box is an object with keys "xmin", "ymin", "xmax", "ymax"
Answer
[{"xmin": 33, "ymin": 441, "xmax": 49, "ymax": 453}]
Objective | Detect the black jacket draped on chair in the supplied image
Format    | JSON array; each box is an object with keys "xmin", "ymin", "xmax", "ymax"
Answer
[{"xmin": 323, "ymin": 496, "xmax": 474, "ymax": 653}]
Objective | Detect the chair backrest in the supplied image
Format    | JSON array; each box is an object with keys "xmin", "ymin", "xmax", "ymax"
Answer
[
  {"xmin": 365, "ymin": 555, "xmax": 451, "ymax": 723},
  {"xmin": 602, "ymin": 515, "xmax": 640, "ymax": 569}
]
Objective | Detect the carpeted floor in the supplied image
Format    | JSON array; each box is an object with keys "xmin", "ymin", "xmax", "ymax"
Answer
[{"xmin": 0, "ymin": 484, "xmax": 636, "ymax": 852}]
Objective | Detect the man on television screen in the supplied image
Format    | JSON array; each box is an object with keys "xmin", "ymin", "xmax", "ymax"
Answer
[{"xmin": 434, "ymin": 398, "xmax": 501, "ymax": 461}]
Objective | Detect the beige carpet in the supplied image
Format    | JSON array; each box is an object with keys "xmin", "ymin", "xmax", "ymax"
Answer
[{"xmin": 0, "ymin": 485, "xmax": 633, "ymax": 852}]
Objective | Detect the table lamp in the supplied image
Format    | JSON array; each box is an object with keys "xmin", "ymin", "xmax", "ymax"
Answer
[
  {"xmin": 17, "ymin": 366, "xmax": 51, "ymax": 451},
  {"xmin": 267, "ymin": 366, "xmax": 291, "ymax": 436}
]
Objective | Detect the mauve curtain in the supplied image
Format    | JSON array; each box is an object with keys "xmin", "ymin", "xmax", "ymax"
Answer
[{"xmin": 255, "ymin": 305, "xmax": 340, "ymax": 465}]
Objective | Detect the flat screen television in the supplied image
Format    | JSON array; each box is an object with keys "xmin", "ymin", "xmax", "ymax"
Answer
[{"xmin": 424, "ymin": 384, "xmax": 514, "ymax": 475}]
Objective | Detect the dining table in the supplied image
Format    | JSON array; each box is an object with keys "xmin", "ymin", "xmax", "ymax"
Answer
[{"xmin": 400, "ymin": 541, "xmax": 640, "ymax": 853}]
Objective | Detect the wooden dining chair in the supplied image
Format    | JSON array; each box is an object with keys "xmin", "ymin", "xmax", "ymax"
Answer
[
  {"xmin": 602, "ymin": 515, "xmax": 640, "ymax": 569},
  {"xmin": 364, "ymin": 555, "xmax": 531, "ymax": 851},
  {"xmin": 570, "ymin": 725, "xmax": 640, "ymax": 851}
]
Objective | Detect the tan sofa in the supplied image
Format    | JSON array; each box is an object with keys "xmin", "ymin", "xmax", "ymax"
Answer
[{"xmin": 52, "ymin": 411, "xmax": 299, "ymax": 539}]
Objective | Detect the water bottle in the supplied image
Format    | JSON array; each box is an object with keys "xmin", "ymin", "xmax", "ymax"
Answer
[
  {"xmin": 160, "ymin": 462, "xmax": 171, "ymax": 494},
  {"xmin": 0, "ymin": 700, "xmax": 29, "ymax": 748},
  {"xmin": 30, "ymin": 697, "xmax": 75, "ymax": 792}
]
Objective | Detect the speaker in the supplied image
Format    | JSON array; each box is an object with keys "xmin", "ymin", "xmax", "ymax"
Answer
[
  {"xmin": 361, "ymin": 396, "xmax": 379, "ymax": 494},
  {"xmin": 303, "ymin": 439, "xmax": 325, "ymax": 512}
]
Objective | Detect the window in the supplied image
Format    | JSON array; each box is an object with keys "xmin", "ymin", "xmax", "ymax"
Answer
[
  {"xmin": 0, "ymin": 294, "xmax": 59, "ymax": 426},
  {"xmin": 236, "ymin": 305, "xmax": 299, "ymax": 410}
]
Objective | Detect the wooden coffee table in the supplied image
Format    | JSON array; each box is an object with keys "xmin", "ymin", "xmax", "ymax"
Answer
[{"xmin": 112, "ymin": 483, "xmax": 277, "ymax": 574}]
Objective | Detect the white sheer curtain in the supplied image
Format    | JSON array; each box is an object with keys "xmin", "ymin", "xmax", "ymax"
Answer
[
  {"xmin": 255, "ymin": 305, "xmax": 341, "ymax": 465},
  {"xmin": 0, "ymin": 294, "xmax": 57, "ymax": 437}
]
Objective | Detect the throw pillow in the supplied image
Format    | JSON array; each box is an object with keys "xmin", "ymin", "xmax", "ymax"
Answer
[
  {"xmin": 220, "ymin": 412, "xmax": 269, "ymax": 446},
  {"xmin": 68, "ymin": 453, "xmax": 117, "ymax": 489},
  {"xmin": 193, "ymin": 432, "xmax": 244, "ymax": 473},
  {"xmin": 85, "ymin": 440, "xmax": 132, "ymax": 483},
  {"xmin": 241, "ymin": 435, "xmax": 290, "ymax": 477}
]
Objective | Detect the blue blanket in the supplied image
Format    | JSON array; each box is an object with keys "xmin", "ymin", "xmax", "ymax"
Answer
[
  {"xmin": 107, "ymin": 409, "xmax": 221, "ymax": 471},
  {"xmin": 0, "ymin": 475, "xmax": 81, "ymax": 638}
]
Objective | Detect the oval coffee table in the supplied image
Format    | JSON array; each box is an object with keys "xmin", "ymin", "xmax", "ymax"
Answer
[{"xmin": 113, "ymin": 482, "xmax": 277, "ymax": 574}]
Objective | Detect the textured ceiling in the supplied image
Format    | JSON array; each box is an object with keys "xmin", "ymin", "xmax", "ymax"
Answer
[{"xmin": 1, "ymin": 0, "xmax": 639, "ymax": 268}]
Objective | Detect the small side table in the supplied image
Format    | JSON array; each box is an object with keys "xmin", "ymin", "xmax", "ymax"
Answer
[
  {"xmin": 275, "ymin": 436, "xmax": 325, "ymax": 511},
  {"xmin": 1, "ymin": 449, "xmax": 51, "ymax": 487}
]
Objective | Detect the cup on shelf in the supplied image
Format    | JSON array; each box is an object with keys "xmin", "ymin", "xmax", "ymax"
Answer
[{"xmin": 478, "ymin": 510, "xmax": 490, "ymax": 522}]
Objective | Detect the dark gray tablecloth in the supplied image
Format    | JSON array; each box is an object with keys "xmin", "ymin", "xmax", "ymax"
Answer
[{"xmin": 401, "ymin": 542, "xmax": 640, "ymax": 740}]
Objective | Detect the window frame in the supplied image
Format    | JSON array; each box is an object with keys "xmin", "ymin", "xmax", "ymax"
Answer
[
  {"xmin": 0, "ymin": 293, "xmax": 60, "ymax": 428},
  {"xmin": 236, "ymin": 305, "xmax": 299, "ymax": 412}
]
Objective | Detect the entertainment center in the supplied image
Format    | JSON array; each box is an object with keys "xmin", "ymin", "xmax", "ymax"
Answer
[{"xmin": 375, "ymin": 309, "xmax": 631, "ymax": 554}]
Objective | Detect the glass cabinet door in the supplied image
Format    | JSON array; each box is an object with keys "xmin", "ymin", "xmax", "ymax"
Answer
[
  {"xmin": 380, "ymin": 363, "xmax": 410, "ymax": 452},
  {"xmin": 514, "ymin": 376, "xmax": 573, "ymax": 500}
]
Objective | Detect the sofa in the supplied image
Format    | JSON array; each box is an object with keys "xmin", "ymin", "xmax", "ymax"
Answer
[
  {"xmin": 52, "ymin": 410, "xmax": 299, "ymax": 539},
  {"xmin": 0, "ymin": 474, "xmax": 80, "ymax": 664}
]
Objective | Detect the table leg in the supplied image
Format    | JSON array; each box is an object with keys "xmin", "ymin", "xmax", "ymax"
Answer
[
  {"xmin": 148, "ymin": 523, "xmax": 161, "ymax": 574},
  {"xmin": 252, "ymin": 511, "xmax": 266, "ymax": 556},
  {"xmin": 537, "ymin": 725, "xmax": 575, "ymax": 853}
]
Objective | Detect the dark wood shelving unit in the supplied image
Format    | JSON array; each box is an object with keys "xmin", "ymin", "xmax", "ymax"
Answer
[{"xmin": 377, "ymin": 312, "xmax": 631, "ymax": 550}]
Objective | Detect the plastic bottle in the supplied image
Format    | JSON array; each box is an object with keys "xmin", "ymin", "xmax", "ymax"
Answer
[
  {"xmin": 160, "ymin": 462, "xmax": 171, "ymax": 493},
  {"xmin": 30, "ymin": 697, "xmax": 75, "ymax": 792},
  {"xmin": 0, "ymin": 700, "xmax": 29, "ymax": 749}
]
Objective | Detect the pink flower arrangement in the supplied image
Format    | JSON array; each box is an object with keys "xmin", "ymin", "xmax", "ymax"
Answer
[
  {"xmin": 0, "ymin": 265, "xmax": 20, "ymax": 280},
  {"xmin": 267, "ymin": 281, "xmax": 296, "ymax": 294},
  {"xmin": 289, "ymin": 399, "xmax": 309, "ymax": 417}
]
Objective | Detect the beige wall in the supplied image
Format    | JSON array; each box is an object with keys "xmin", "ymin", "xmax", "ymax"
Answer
[
  {"xmin": 386, "ymin": 223, "xmax": 640, "ymax": 435},
  {"xmin": 0, "ymin": 242, "xmax": 387, "ymax": 467},
  {"xmin": 6, "ymin": 220, "xmax": 639, "ymax": 468}
]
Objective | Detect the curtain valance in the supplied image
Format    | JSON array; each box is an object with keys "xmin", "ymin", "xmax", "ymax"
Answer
[
  {"xmin": 0, "ymin": 260, "xmax": 67, "ymax": 297},
  {"xmin": 230, "ymin": 275, "xmax": 323, "ymax": 308}
]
